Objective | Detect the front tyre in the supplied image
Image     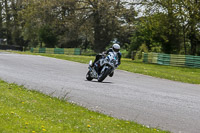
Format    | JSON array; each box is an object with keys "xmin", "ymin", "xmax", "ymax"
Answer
[
  {"xmin": 98, "ymin": 68, "xmax": 110, "ymax": 82},
  {"xmin": 86, "ymin": 71, "xmax": 93, "ymax": 81}
]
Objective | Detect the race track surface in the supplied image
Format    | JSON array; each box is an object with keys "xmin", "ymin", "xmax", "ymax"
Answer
[{"xmin": 0, "ymin": 52, "xmax": 200, "ymax": 133}]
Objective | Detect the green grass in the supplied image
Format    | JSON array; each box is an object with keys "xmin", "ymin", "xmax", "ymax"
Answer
[
  {"xmin": 119, "ymin": 59, "xmax": 200, "ymax": 84},
  {"xmin": 0, "ymin": 80, "xmax": 168, "ymax": 133},
  {"xmin": 9, "ymin": 51, "xmax": 200, "ymax": 84}
]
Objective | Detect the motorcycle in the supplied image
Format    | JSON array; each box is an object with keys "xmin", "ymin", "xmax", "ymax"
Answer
[{"xmin": 86, "ymin": 52, "xmax": 118, "ymax": 82}]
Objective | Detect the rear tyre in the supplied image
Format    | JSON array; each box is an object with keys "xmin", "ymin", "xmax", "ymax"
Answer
[{"xmin": 86, "ymin": 71, "xmax": 93, "ymax": 81}]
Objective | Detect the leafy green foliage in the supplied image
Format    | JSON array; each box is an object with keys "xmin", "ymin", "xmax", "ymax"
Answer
[
  {"xmin": 129, "ymin": 0, "xmax": 200, "ymax": 55},
  {"xmin": 135, "ymin": 44, "xmax": 149, "ymax": 60},
  {"xmin": 39, "ymin": 25, "xmax": 57, "ymax": 48},
  {"xmin": 0, "ymin": 0, "xmax": 136, "ymax": 53},
  {"xmin": 1, "ymin": 0, "xmax": 200, "ymax": 55}
]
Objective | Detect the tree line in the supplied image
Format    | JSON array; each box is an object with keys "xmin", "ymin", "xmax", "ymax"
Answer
[{"xmin": 0, "ymin": 0, "xmax": 200, "ymax": 56}]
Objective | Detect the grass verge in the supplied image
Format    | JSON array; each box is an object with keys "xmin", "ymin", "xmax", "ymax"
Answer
[
  {"xmin": 0, "ymin": 80, "xmax": 168, "ymax": 132},
  {"xmin": 8, "ymin": 51, "xmax": 200, "ymax": 84}
]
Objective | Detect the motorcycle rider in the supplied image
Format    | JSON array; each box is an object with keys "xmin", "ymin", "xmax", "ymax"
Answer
[{"xmin": 92, "ymin": 43, "xmax": 121, "ymax": 77}]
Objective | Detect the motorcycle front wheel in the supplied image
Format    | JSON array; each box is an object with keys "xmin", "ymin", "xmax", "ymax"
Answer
[{"xmin": 97, "ymin": 68, "xmax": 110, "ymax": 82}]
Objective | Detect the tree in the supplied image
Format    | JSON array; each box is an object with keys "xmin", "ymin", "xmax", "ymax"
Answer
[
  {"xmin": 129, "ymin": 14, "xmax": 165, "ymax": 53},
  {"xmin": 0, "ymin": 0, "xmax": 26, "ymax": 47},
  {"xmin": 4, "ymin": 0, "xmax": 12, "ymax": 45},
  {"xmin": 181, "ymin": 0, "xmax": 200, "ymax": 55},
  {"xmin": 144, "ymin": 0, "xmax": 182, "ymax": 54},
  {"xmin": 77, "ymin": 0, "xmax": 136, "ymax": 53},
  {"xmin": 20, "ymin": 0, "xmax": 79, "ymax": 48},
  {"xmin": 10, "ymin": 0, "xmax": 26, "ymax": 46},
  {"xmin": 39, "ymin": 25, "xmax": 57, "ymax": 48},
  {"xmin": 19, "ymin": 0, "xmax": 136, "ymax": 52},
  {"xmin": 0, "ymin": 1, "xmax": 4, "ymax": 38}
]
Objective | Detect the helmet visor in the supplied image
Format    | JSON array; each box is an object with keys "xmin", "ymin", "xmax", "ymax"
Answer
[{"xmin": 113, "ymin": 48, "xmax": 119, "ymax": 52}]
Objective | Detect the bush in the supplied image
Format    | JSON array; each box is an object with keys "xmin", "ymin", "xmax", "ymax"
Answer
[
  {"xmin": 134, "ymin": 44, "xmax": 148, "ymax": 60},
  {"xmin": 39, "ymin": 25, "xmax": 57, "ymax": 48}
]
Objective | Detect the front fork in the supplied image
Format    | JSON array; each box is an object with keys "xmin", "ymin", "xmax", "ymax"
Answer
[
  {"xmin": 88, "ymin": 66, "xmax": 98, "ymax": 79},
  {"xmin": 100, "ymin": 65, "xmax": 113, "ymax": 76}
]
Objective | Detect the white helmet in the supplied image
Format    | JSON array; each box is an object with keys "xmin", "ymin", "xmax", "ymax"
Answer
[{"xmin": 112, "ymin": 43, "xmax": 120, "ymax": 52}]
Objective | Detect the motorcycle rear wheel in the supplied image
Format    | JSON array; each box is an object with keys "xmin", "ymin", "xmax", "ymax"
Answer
[{"xmin": 86, "ymin": 71, "xmax": 93, "ymax": 81}]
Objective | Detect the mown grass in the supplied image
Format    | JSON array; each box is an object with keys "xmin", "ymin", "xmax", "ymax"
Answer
[
  {"xmin": 9, "ymin": 51, "xmax": 200, "ymax": 84},
  {"xmin": 0, "ymin": 80, "xmax": 168, "ymax": 133},
  {"xmin": 119, "ymin": 59, "xmax": 200, "ymax": 84}
]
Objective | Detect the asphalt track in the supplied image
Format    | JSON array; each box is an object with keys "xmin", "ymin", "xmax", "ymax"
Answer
[{"xmin": 0, "ymin": 52, "xmax": 200, "ymax": 133}]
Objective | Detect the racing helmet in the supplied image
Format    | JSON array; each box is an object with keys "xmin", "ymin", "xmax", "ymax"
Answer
[{"xmin": 112, "ymin": 43, "xmax": 120, "ymax": 52}]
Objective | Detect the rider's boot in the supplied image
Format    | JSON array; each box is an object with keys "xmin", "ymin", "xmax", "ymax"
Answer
[{"xmin": 109, "ymin": 71, "xmax": 114, "ymax": 77}]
